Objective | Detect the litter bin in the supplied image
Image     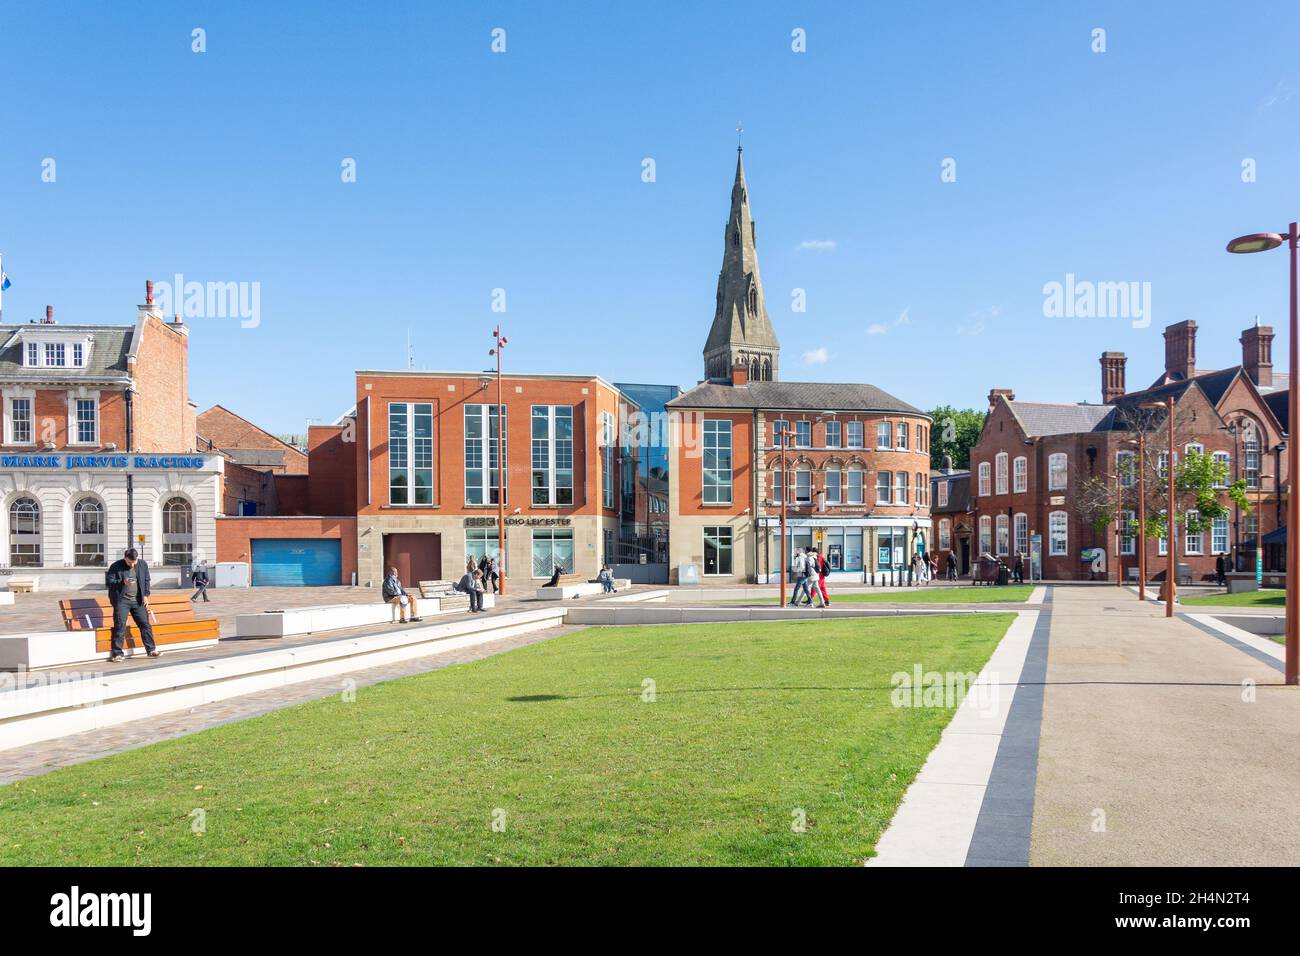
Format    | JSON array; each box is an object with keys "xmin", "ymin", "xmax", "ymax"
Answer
[{"xmin": 996, "ymin": 564, "xmax": 1010, "ymax": 587}]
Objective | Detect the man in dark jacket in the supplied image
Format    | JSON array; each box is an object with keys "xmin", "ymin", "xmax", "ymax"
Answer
[
  {"xmin": 382, "ymin": 567, "xmax": 423, "ymax": 623},
  {"xmin": 105, "ymin": 548, "xmax": 160, "ymax": 662}
]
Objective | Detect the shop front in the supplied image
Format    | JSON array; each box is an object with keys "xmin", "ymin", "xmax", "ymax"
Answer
[{"xmin": 757, "ymin": 516, "xmax": 933, "ymax": 584}]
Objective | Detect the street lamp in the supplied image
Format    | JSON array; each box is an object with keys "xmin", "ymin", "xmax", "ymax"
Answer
[
  {"xmin": 1140, "ymin": 397, "xmax": 1176, "ymax": 617},
  {"xmin": 1226, "ymin": 222, "xmax": 1298, "ymax": 686},
  {"xmin": 777, "ymin": 426, "xmax": 792, "ymax": 605},
  {"xmin": 489, "ymin": 328, "xmax": 508, "ymax": 596},
  {"xmin": 1122, "ymin": 434, "xmax": 1147, "ymax": 602}
]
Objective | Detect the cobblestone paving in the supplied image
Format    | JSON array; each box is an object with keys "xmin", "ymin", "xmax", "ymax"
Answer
[{"xmin": 0, "ymin": 625, "xmax": 585, "ymax": 785}]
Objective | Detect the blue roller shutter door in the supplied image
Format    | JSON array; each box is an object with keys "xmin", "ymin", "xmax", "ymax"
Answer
[{"xmin": 251, "ymin": 539, "xmax": 342, "ymax": 587}]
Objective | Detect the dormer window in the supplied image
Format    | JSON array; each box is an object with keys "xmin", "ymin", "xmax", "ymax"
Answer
[
  {"xmin": 72, "ymin": 343, "xmax": 84, "ymax": 367},
  {"xmin": 45, "ymin": 343, "xmax": 66, "ymax": 367},
  {"xmin": 25, "ymin": 342, "xmax": 38, "ymax": 367}
]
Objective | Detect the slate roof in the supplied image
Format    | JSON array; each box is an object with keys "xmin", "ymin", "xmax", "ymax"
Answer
[
  {"xmin": 668, "ymin": 380, "xmax": 927, "ymax": 416},
  {"xmin": 1264, "ymin": 389, "xmax": 1289, "ymax": 434},
  {"xmin": 1005, "ymin": 400, "xmax": 1114, "ymax": 437},
  {"xmin": 0, "ymin": 324, "xmax": 134, "ymax": 383},
  {"xmin": 930, "ymin": 471, "xmax": 971, "ymax": 514}
]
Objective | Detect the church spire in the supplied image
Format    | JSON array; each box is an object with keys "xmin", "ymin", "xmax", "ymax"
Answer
[{"xmin": 703, "ymin": 147, "xmax": 780, "ymax": 382}]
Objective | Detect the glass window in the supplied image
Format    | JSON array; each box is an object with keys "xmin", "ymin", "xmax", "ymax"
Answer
[
  {"xmin": 937, "ymin": 480, "xmax": 948, "ymax": 508},
  {"xmin": 825, "ymin": 421, "xmax": 841, "ymax": 448},
  {"xmin": 466, "ymin": 528, "xmax": 507, "ymax": 572},
  {"xmin": 10, "ymin": 398, "xmax": 32, "ymax": 443},
  {"xmin": 8, "ymin": 496, "xmax": 41, "ymax": 567},
  {"xmin": 996, "ymin": 514, "xmax": 1009, "ymax": 555},
  {"xmin": 73, "ymin": 497, "xmax": 105, "ymax": 567},
  {"xmin": 1048, "ymin": 453, "xmax": 1068, "ymax": 491},
  {"xmin": 75, "ymin": 398, "xmax": 97, "ymax": 444},
  {"xmin": 389, "ymin": 402, "xmax": 434, "ymax": 505},
  {"xmin": 995, "ymin": 453, "xmax": 1008, "ymax": 495},
  {"xmin": 1212, "ymin": 515, "xmax": 1229, "ymax": 554},
  {"xmin": 979, "ymin": 516, "xmax": 992, "ymax": 555},
  {"xmin": 162, "ymin": 497, "xmax": 194, "ymax": 567},
  {"xmin": 531, "ymin": 528, "xmax": 574, "ymax": 577},
  {"xmin": 1243, "ymin": 515, "xmax": 1258, "ymax": 545},
  {"xmin": 825, "ymin": 466, "xmax": 841, "ymax": 505},
  {"xmin": 896, "ymin": 422, "xmax": 908, "ymax": 450},
  {"xmin": 1120, "ymin": 510, "xmax": 1136, "ymax": 555},
  {"xmin": 703, "ymin": 525, "xmax": 733, "ymax": 575},
  {"xmin": 532, "ymin": 405, "xmax": 575, "ymax": 506},
  {"xmin": 794, "ymin": 467, "xmax": 811, "ymax": 504},
  {"xmin": 1243, "ymin": 436, "xmax": 1260, "ymax": 488},
  {"xmin": 876, "ymin": 470, "xmax": 892, "ymax": 504},
  {"xmin": 1049, "ymin": 511, "xmax": 1068, "ymax": 556},
  {"xmin": 1212, "ymin": 451, "xmax": 1230, "ymax": 489},
  {"xmin": 702, "ymin": 419, "xmax": 733, "ymax": 505},
  {"xmin": 794, "ymin": 420, "xmax": 811, "ymax": 448},
  {"xmin": 938, "ymin": 518, "xmax": 951, "ymax": 551},
  {"xmin": 771, "ymin": 419, "xmax": 789, "ymax": 446},
  {"xmin": 916, "ymin": 473, "xmax": 926, "ymax": 506},
  {"xmin": 895, "ymin": 471, "xmax": 908, "ymax": 504},
  {"xmin": 1013, "ymin": 456, "xmax": 1027, "ymax": 493},
  {"xmin": 844, "ymin": 528, "xmax": 863, "ymax": 571},
  {"xmin": 25, "ymin": 342, "xmax": 38, "ymax": 367},
  {"xmin": 877, "ymin": 421, "xmax": 891, "ymax": 449},
  {"xmin": 464, "ymin": 404, "xmax": 506, "ymax": 506},
  {"xmin": 1117, "ymin": 450, "xmax": 1136, "ymax": 488},
  {"xmin": 845, "ymin": 467, "xmax": 863, "ymax": 505},
  {"xmin": 72, "ymin": 343, "xmax": 84, "ymax": 367},
  {"xmin": 1014, "ymin": 513, "xmax": 1029, "ymax": 556},
  {"xmin": 601, "ymin": 412, "xmax": 615, "ymax": 509},
  {"xmin": 1185, "ymin": 510, "xmax": 1202, "ymax": 555},
  {"xmin": 978, "ymin": 462, "xmax": 991, "ymax": 497},
  {"xmin": 772, "ymin": 466, "xmax": 785, "ymax": 504},
  {"xmin": 44, "ymin": 343, "xmax": 65, "ymax": 367},
  {"xmin": 845, "ymin": 421, "xmax": 863, "ymax": 449}
]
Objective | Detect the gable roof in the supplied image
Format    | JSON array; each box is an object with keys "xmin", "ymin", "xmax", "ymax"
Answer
[
  {"xmin": 1004, "ymin": 400, "xmax": 1114, "ymax": 437},
  {"xmin": 0, "ymin": 323, "xmax": 135, "ymax": 384},
  {"xmin": 667, "ymin": 380, "xmax": 926, "ymax": 416},
  {"xmin": 196, "ymin": 404, "xmax": 308, "ymax": 474}
]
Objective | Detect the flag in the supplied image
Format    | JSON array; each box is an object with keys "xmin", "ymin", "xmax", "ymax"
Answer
[{"xmin": 0, "ymin": 272, "xmax": 9, "ymax": 291}]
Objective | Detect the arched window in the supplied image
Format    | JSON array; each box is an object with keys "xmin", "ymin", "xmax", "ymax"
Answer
[
  {"xmin": 995, "ymin": 452, "xmax": 1008, "ymax": 495},
  {"xmin": 8, "ymin": 497, "xmax": 41, "ymax": 567},
  {"xmin": 845, "ymin": 464, "xmax": 864, "ymax": 504},
  {"xmin": 1048, "ymin": 453, "xmax": 1068, "ymax": 491},
  {"xmin": 73, "ymin": 497, "xmax": 106, "ymax": 567},
  {"xmin": 996, "ymin": 514, "xmax": 1010, "ymax": 555},
  {"xmin": 750, "ymin": 357, "xmax": 760, "ymax": 380},
  {"xmin": 977, "ymin": 462, "xmax": 991, "ymax": 496},
  {"xmin": 162, "ymin": 497, "xmax": 194, "ymax": 567},
  {"xmin": 748, "ymin": 285, "xmax": 758, "ymax": 314},
  {"xmin": 761, "ymin": 358, "xmax": 771, "ymax": 381}
]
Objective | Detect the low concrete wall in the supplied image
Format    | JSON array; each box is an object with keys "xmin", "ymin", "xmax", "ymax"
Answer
[
  {"xmin": 564, "ymin": 605, "xmax": 985, "ymax": 626},
  {"xmin": 1210, "ymin": 613, "xmax": 1285, "ymax": 638}
]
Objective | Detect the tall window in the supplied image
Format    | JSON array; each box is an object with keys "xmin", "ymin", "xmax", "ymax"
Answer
[
  {"xmin": 1244, "ymin": 435, "xmax": 1260, "ymax": 488},
  {"xmin": 531, "ymin": 405, "xmax": 574, "ymax": 506},
  {"xmin": 1120, "ymin": 510, "xmax": 1136, "ymax": 555},
  {"xmin": 8, "ymin": 496, "xmax": 41, "ymax": 566},
  {"xmin": 1243, "ymin": 515, "xmax": 1258, "ymax": 545},
  {"xmin": 937, "ymin": 480, "xmax": 949, "ymax": 507},
  {"xmin": 466, "ymin": 528, "xmax": 507, "ymax": 572},
  {"xmin": 703, "ymin": 526, "xmax": 733, "ymax": 575},
  {"xmin": 531, "ymin": 528, "xmax": 574, "ymax": 577},
  {"xmin": 1212, "ymin": 451, "xmax": 1231, "ymax": 489},
  {"xmin": 845, "ymin": 466, "xmax": 864, "ymax": 504},
  {"xmin": 1117, "ymin": 450, "xmax": 1136, "ymax": 488},
  {"xmin": 75, "ymin": 398, "xmax": 97, "ymax": 444},
  {"xmin": 894, "ymin": 471, "xmax": 908, "ymax": 504},
  {"xmin": 601, "ymin": 412, "xmax": 615, "ymax": 509},
  {"xmin": 45, "ymin": 343, "xmax": 65, "ymax": 367},
  {"xmin": 389, "ymin": 402, "xmax": 434, "ymax": 505},
  {"xmin": 995, "ymin": 453, "xmax": 1008, "ymax": 495},
  {"xmin": 938, "ymin": 518, "xmax": 951, "ymax": 551},
  {"xmin": 1013, "ymin": 456, "xmax": 1028, "ymax": 493},
  {"xmin": 702, "ymin": 419, "xmax": 733, "ymax": 505},
  {"xmin": 876, "ymin": 471, "xmax": 892, "ymax": 504},
  {"xmin": 794, "ymin": 420, "xmax": 811, "ymax": 448},
  {"xmin": 896, "ymin": 422, "xmax": 908, "ymax": 449},
  {"xmin": 73, "ymin": 497, "xmax": 105, "ymax": 567},
  {"xmin": 876, "ymin": 421, "xmax": 891, "ymax": 449},
  {"xmin": 464, "ymin": 404, "xmax": 505, "ymax": 505},
  {"xmin": 1014, "ymin": 513, "xmax": 1029, "ymax": 556},
  {"xmin": 72, "ymin": 343, "xmax": 84, "ymax": 367},
  {"xmin": 1048, "ymin": 453, "xmax": 1068, "ymax": 491},
  {"xmin": 794, "ymin": 466, "xmax": 812, "ymax": 504},
  {"xmin": 162, "ymin": 497, "xmax": 194, "ymax": 566},
  {"xmin": 825, "ymin": 466, "xmax": 841, "ymax": 505},
  {"xmin": 1049, "ymin": 511, "xmax": 1068, "ymax": 556},
  {"xmin": 25, "ymin": 342, "xmax": 38, "ymax": 367},
  {"xmin": 772, "ymin": 466, "xmax": 786, "ymax": 504},
  {"xmin": 1185, "ymin": 510, "xmax": 1203, "ymax": 555},
  {"xmin": 825, "ymin": 420, "xmax": 841, "ymax": 448},
  {"xmin": 9, "ymin": 398, "xmax": 32, "ymax": 444},
  {"xmin": 845, "ymin": 421, "xmax": 863, "ymax": 449},
  {"xmin": 995, "ymin": 515, "xmax": 1009, "ymax": 554},
  {"xmin": 979, "ymin": 516, "xmax": 992, "ymax": 554},
  {"xmin": 977, "ymin": 462, "xmax": 991, "ymax": 496},
  {"xmin": 771, "ymin": 419, "xmax": 789, "ymax": 446},
  {"xmin": 1212, "ymin": 515, "xmax": 1229, "ymax": 554},
  {"xmin": 916, "ymin": 473, "xmax": 926, "ymax": 506}
]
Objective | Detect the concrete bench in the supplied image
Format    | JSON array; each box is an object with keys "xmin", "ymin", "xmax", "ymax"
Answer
[
  {"xmin": 59, "ymin": 593, "xmax": 220, "ymax": 657},
  {"xmin": 236, "ymin": 598, "xmax": 446, "ymax": 637},
  {"xmin": 5, "ymin": 578, "xmax": 37, "ymax": 593},
  {"xmin": 534, "ymin": 580, "xmax": 630, "ymax": 600}
]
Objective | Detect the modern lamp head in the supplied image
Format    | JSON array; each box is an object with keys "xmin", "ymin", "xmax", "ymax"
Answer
[{"xmin": 1226, "ymin": 233, "xmax": 1285, "ymax": 254}]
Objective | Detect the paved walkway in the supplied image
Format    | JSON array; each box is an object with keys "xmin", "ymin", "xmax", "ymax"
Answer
[{"xmin": 1030, "ymin": 586, "xmax": 1300, "ymax": 865}]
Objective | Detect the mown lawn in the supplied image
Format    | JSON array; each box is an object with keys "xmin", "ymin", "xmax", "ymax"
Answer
[
  {"xmin": 0, "ymin": 615, "xmax": 1013, "ymax": 867},
  {"xmin": 743, "ymin": 585, "xmax": 1034, "ymax": 605},
  {"xmin": 1180, "ymin": 589, "xmax": 1285, "ymax": 608}
]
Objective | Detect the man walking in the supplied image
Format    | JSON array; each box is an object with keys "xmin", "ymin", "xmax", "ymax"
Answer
[
  {"xmin": 190, "ymin": 559, "xmax": 211, "ymax": 603},
  {"xmin": 105, "ymin": 548, "xmax": 161, "ymax": 663},
  {"xmin": 815, "ymin": 549, "xmax": 830, "ymax": 605},
  {"xmin": 1215, "ymin": 553, "xmax": 1226, "ymax": 587},
  {"xmin": 787, "ymin": 547, "xmax": 809, "ymax": 606}
]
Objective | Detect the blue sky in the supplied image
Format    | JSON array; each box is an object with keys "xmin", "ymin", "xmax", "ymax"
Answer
[{"xmin": 2, "ymin": 1, "xmax": 1298, "ymax": 433}]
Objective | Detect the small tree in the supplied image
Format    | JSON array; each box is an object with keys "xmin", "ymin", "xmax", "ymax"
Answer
[{"xmin": 928, "ymin": 405, "xmax": 985, "ymax": 471}]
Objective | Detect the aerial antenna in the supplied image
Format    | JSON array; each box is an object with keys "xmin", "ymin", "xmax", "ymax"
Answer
[{"xmin": 406, "ymin": 329, "xmax": 415, "ymax": 369}]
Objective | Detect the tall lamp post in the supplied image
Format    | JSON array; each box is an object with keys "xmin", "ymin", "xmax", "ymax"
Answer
[
  {"xmin": 490, "ymin": 327, "xmax": 508, "ymax": 596},
  {"xmin": 1123, "ymin": 433, "xmax": 1147, "ymax": 602},
  {"xmin": 778, "ymin": 428, "xmax": 790, "ymax": 606},
  {"xmin": 1140, "ymin": 397, "xmax": 1177, "ymax": 617},
  {"xmin": 1227, "ymin": 223, "xmax": 1298, "ymax": 685}
]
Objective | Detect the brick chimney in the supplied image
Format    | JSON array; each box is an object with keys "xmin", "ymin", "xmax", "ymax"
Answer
[
  {"xmin": 1163, "ymin": 320, "xmax": 1197, "ymax": 381},
  {"xmin": 730, "ymin": 360, "xmax": 750, "ymax": 386},
  {"xmin": 1240, "ymin": 320, "xmax": 1273, "ymax": 388},
  {"xmin": 1100, "ymin": 351, "xmax": 1126, "ymax": 403},
  {"xmin": 42, "ymin": 305, "xmax": 54, "ymax": 325},
  {"xmin": 987, "ymin": 388, "xmax": 1015, "ymax": 411}
]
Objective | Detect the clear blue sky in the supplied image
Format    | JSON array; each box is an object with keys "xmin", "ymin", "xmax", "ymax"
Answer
[{"xmin": 2, "ymin": 1, "xmax": 1298, "ymax": 433}]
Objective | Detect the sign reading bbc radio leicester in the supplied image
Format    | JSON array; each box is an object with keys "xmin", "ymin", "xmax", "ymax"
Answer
[{"xmin": 0, "ymin": 453, "xmax": 216, "ymax": 471}]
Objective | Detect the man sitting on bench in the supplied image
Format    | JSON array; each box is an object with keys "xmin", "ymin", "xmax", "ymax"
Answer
[
  {"xmin": 382, "ymin": 567, "xmax": 423, "ymax": 624},
  {"xmin": 105, "ymin": 548, "xmax": 161, "ymax": 663}
]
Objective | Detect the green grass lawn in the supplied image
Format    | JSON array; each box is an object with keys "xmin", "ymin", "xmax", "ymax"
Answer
[
  {"xmin": 1180, "ymin": 589, "xmax": 1286, "ymax": 608},
  {"xmin": 0, "ymin": 615, "xmax": 1013, "ymax": 867},
  {"xmin": 739, "ymin": 585, "xmax": 1034, "ymax": 605}
]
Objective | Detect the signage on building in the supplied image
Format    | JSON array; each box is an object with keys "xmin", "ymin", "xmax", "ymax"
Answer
[
  {"xmin": 1049, "ymin": 496, "xmax": 1066, "ymax": 506},
  {"xmin": 0, "ymin": 453, "xmax": 215, "ymax": 472},
  {"xmin": 464, "ymin": 516, "xmax": 572, "ymax": 527}
]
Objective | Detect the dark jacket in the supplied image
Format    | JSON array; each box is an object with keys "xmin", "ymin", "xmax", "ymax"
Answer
[
  {"xmin": 382, "ymin": 575, "xmax": 406, "ymax": 601},
  {"xmin": 106, "ymin": 559, "xmax": 151, "ymax": 606}
]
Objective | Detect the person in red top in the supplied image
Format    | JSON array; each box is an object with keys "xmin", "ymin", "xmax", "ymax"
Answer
[{"xmin": 816, "ymin": 549, "xmax": 830, "ymax": 605}]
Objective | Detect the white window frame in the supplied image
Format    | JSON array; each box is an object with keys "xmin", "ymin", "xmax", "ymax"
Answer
[
  {"xmin": 1184, "ymin": 509, "xmax": 1203, "ymax": 555},
  {"xmin": 794, "ymin": 420, "xmax": 811, "ymax": 449},
  {"xmin": 1117, "ymin": 450, "xmax": 1136, "ymax": 488},
  {"xmin": 794, "ymin": 466, "xmax": 812, "ymax": 505},
  {"xmin": 938, "ymin": 518, "xmax": 951, "ymax": 551},
  {"xmin": 44, "ymin": 343, "xmax": 65, "ymax": 367},
  {"xmin": 4, "ymin": 393, "xmax": 35, "ymax": 445},
  {"xmin": 1048, "ymin": 453, "xmax": 1068, "ymax": 491},
  {"xmin": 389, "ymin": 401, "xmax": 434, "ymax": 505},
  {"xmin": 977, "ymin": 462, "xmax": 991, "ymax": 497},
  {"xmin": 1120, "ymin": 510, "xmax": 1136, "ymax": 555},
  {"xmin": 876, "ymin": 470, "xmax": 892, "ymax": 505},
  {"xmin": 1211, "ymin": 515, "xmax": 1229, "ymax": 555},
  {"xmin": 25, "ymin": 342, "xmax": 39, "ymax": 367},
  {"xmin": 1049, "ymin": 511, "xmax": 1068, "ymax": 556},
  {"xmin": 532, "ymin": 405, "xmax": 575, "ymax": 506},
  {"xmin": 1014, "ymin": 512, "xmax": 1029, "ymax": 556},
  {"xmin": 894, "ymin": 471, "xmax": 908, "ymax": 505},
  {"xmin": 72, "ymin": 397, "xmax": 98, "ymax": 446},
  {"xmin": 1013, "ymin": 456, "xmax": 1027, "ymax": 493},
  {"xmin": 845, "ymin": 466, "xmax": 864, "ymax": 505},
  {"xmin": 996, "ymin": 514, "xmax": 1009, "ymax": 555},
  {"xmin": 937, "ymin": 480, "xmax": 949, "ymax": 508},
  {"xmin": 896, "ymin": 421, "xmax": 908, "ymax": 450},
  {"xmin": 995, "ymin": 452, "xmax": 1008, "ymax": 495},
  {"xmin": 1212, "ymin": 451, "xmax": 1231, "ymax": 489},
  {"xmin": 825, "ymin": 466, "xmax": 841, "ymax": 505},
  {"xmin": 702, "ymin": 418, "xmax": 733, "ymax": 506},
  {"xmin": 824, "ymin": 420, "xmax": 841, "ymax": 449},
  {"xmin": 978, "ymin": 515, "xmax": 992, "ymax": 555},
  {"xmin": 464, "ymin": 403, "xmax": 506, "ymax": 506},
  {"xmin": 845, "ymin": 421, "xmax": 863, "ymax": 449},
  {"xmin": 876, "ymin": 421, "xmax": 891, "ymax": 449}
]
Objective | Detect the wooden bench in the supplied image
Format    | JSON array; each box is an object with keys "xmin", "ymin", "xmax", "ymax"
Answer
[
  {"xmin": 419, "ymin": 579, "xmax": 459, "ymax": 600},
  {"xmin": 58, "ymin": 593, "xmax": 221, "ymax": 654}
]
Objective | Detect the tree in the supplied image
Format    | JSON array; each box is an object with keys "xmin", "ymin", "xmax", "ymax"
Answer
[{"xmin": 928, "ymin": 405, "xmax": 985, "ymax": 471}]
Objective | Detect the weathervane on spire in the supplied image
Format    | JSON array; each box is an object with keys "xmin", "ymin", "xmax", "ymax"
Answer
[{"xmin": 736, "ymin": 121, "xmax": 743, "ymax": 152}]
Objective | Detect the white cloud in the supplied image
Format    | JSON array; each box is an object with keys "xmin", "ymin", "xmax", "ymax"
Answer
[
  {"xmin": 1260, "ymin": 80, "xmax": 1300, "ymax": 112},
  {"xmin": 796, "ymin": 239, "xmax": 837, "ymax": 252},
  {"xmin": 867, "ymin": 307, "xmax": 910, "ymax": 336},
  {"xmin": 802, "ymin": 347, "xmax": 830, "ymax": 365},
  {"xmin": 958, "ymin": 304, "xmax": 1003, "ymax": 337}
]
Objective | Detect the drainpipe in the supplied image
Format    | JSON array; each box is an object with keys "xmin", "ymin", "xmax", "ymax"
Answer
[{"xmin": 125, "ymin": 386, "xmax": 135, "ymax": 549}]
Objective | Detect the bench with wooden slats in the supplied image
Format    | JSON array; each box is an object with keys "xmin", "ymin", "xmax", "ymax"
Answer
[{"xmin": 58, "ymin": 593, "xmax": 221, "ymax": 653}]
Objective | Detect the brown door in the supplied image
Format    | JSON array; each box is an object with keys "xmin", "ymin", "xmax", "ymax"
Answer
[{"xmin": 383, "ymin": 533, "xmax": 442, "ymax": 585}]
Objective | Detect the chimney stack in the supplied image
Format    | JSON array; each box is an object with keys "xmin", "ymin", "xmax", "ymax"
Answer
[
  {"xmin": 1100, "ymin": 351, "xmax": 1127, "ymax": 403},
  {"xmin": 43, "ymin": 305, "xmax": 54, "ymax": 324},
  {"xmin": 1163, "ymin": 320, "xmax": 1197, "ymax": 381},
  {"xmin": 987, "ymin": 388, "xmax": 1015, "ymax": 411},
  {"xmin": 730, "ymin": 359, "xmax": 750, "ymax": 386},
  {"xmin": 1240, "ymin": 319, "xmax": 1274, "ymax": 388}
]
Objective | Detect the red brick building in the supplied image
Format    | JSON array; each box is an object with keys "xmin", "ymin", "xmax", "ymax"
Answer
[{"xmin": 968, "ymin": 319, "xmax": 1289, "ymax": 582}]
